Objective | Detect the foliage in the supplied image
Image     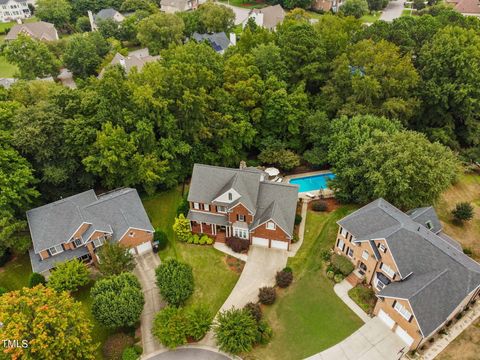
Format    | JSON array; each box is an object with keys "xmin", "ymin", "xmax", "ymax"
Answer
[
  {"xmin": 0, "ymin": 245, "xmax": 10, "ymax": 267},
  {"xmin": 320, "ymin": 250, "xmax": 331, "ymax": 262},
  {"xmin": 76, "ymin": 16, "xmax": 92, "ymax": 32},
  {"xmin": 0, "ymin": 285, "xmax": 97, "ymax": 359},
  {"xmin": 259, "ymin": 144, "xmax": 300, "ymax": 171},
  {"xmin": 154, "ymin": 229, "xmax": 168, "ymax": 250},
  {"xmin": 173, "ymin": 214, "xmax": 191, "ymax": 242},
  {"xmin": 312, "ymin": 201, "xmax": 328, "ymax": 212},
  {"xmin": 340, "ymin": 0, "xmax": 369, "ymax": 18},
  {"xmin": 155, "ymin": 259, "xmax": 194, "ymax": 306},
  {"xmin": 176, "ymin": 195, "xmax": 189, "ymax": 216},
  {"xmin": 348, "ymin": 285, "xmax": 376, "ymax": 313},
  {"xmin": 326, "ymin": 270, "xmax": 335, "ymax": 279},
  {"xmin": 334, "ymin": 273, "xmax": 344, "ymax": 283},
  {"xmin": 122, "ymin": 346, "xmax": 139, "ymax": 360},
  {"xmin": 197, "ymin": 2, "xmax": 235, "ymax": 33},
  {"xmin": 256, "ymin": 319, "xmax": 273, "ymax": 345},
  {"xmin": 214, "ymin": 308, "xmax": 259, "ymax": 354},
  {"xmin": 97, "ymin": 241, "xmax": 136, "ymax": 276},
  {"xmin": 152, "ymin": 306, "xmax": 188, "ymax": 348},
  {"xmin": 276, "ymin": 269, "xmax": 294, "ymax": 288},
  {"xmin": 331, "ymin": 254, "xmax": 354, "ymax": 276},
  {"xmin": 137, "ymin": 12, "xmax": 185, "ymax": 54},
  {"xmin": 244, "ymin": 302, "xmax": 262, "ymax": 322},
  {"xmin": 295, "ymin": 214, "xmax": 302, "ymax": 225},
  {"xmin": 91, "ymin": 272, "xmax": 144, "ymax": 328},
  {"xmin": 226, "ymin": 237, "xmax": 250, "ymax": 253},
  {"xmin": 0, "ymin": 287, "xmax": 7, "ymax": 296},
  {"xmin": 185, "ymin": 304, "xmax": 212, "ymax": 341},
  {"xmin": 452, "ymin": 202, "xmax": 474, "ymax": 222},
  {"xmin": 367, "ymin": 0, "xmax": 388, "ymax": 11},
  {"xmin": 413, "ymin": 0, "xmax": 426, "ymax": 10},
  {"xmin": 35, "ymin": 0, "xmax": 72, "ymax": 29},
  {"xmin": 258, "ymin": 286, "xmax": 276, "ymax": 305},
  {"xmin": 47, "ymin": 259, "xmax": 90, "ymax": 292},
  {"xmin": 28, "ymin": 272, "xmax": 46, "ymax": 288},
  {"xmin": 102, "ymin": 332, "xmax": 134, "ymax": 360}
]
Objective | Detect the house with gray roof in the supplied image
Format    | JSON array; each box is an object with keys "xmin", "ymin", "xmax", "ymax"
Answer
[
  {"xmin": 99, "ymin": 48, "xmax": 161, "ymax": 78},
  {"xmin": 334, "ymin": 198, "xmax": 480, "ymax": 350},
  {"xmin": 160, "ymin": 0, "xmax": 198, "ymax": 13},
  {"xmin": 192, "ymin": 32, "xmax": 233, "ymax": 54},
  {"xmin": 94, "ymin": 8, "xmax": 125, "ymax": 22},
  {"xmin": 27, "ymin": 188, "xmax": 154, "ymax": 275},
  {"xmin": 5, "ymin": 21, "xmax": 58, "ymax": 41},
  {"xmin": 187, "ymin": 164, "xmax": 298, "ymax": 250},
  {"xmin": 242, "ymin": 4, "xmax": 285, "ymax": 30}
]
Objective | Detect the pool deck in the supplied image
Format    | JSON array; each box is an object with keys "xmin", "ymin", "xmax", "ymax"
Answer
[{"xmin": 283, "ymin": 170, "xmax": 335, "ymax": 199}]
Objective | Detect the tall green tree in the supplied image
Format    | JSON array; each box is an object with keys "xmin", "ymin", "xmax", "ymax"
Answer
[
  {"xmin": 35, "ymin": 0, "xmax": 72, "ymax": 29},
  {"xmin": 97, "ymin": 242, "xmax": 135, "ymax": 276},
  {"xmin": 47, "ymin": 259, "xmax": 90, "ymax": 292},
  {"xmin": 137, "ymin": 12, "xmax": 185, "ymax": 54},
  {"xmin": 340, "ymin": 0, "xmax": 369, "ymax": 18},
  {"xmin": 63, "ymin": 33, "xmax": 110, "ymax": 78},
  {"xmin": 197, "ymin": 2, "xmax": 235, "ymax": 33}
]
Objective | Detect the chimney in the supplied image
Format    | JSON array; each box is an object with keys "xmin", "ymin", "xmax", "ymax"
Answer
[
  {"xmin": 239, "ymin": 160, "xmax": 246, "ymax": 169},
  {"xmin": 88, "ymin": 11, "xmax": 97, "ymax": 31},
  {"xmin": 229, "ymin": 32, "xmax": 236, "ymax": 46}
]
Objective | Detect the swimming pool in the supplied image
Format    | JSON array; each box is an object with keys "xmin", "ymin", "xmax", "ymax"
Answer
[{"xmin": 289, "ymin": 173, "xmax": 336, "ymax": 193}]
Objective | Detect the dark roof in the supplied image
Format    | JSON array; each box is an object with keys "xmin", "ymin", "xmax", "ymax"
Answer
[
  {"xmin": 192, "ymin": 32, "xmax": 230, "ymax": 52},
  {"xmin": 407, "ymin": 206, "xmax": 442, "ymax": 233},
  {"xmin": 29, "ymin": 246, "xmax": 89, "ymax": 274},
  {"xmin": 338, "ymin": 198, "xmax": 480, "ymax": 337},
  {"xmin": 95, "ymin": 8, "xmax": 123, "ymax": 21},
  {"xmin": 5, "ymin": 21, "xmax": 58, "ymax": 41},
  {"xmin": 187, "ymin": 210, "xmax": 228, "ymax": 226}
]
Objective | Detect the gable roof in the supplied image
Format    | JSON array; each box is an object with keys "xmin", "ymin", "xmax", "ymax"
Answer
[
  {"xmin": 454, "ymin": 0, "xmax": 480, "ymax": 14},
  {"xmin": 192, "ymin": 32, "xmax": 230, "ymax": 52},
  {"xmin": 338, "ymin": 198, "xmax": 480, "ymax": 337},
  {"xmin": 100, "ymin": 50, "xmax": 160, "ymax": 77},
  {"xmin": 5, "ymin": 21, "xmax": 59, "ymax": 41},
  {"xmin": 95, "ymin": 8, "xmax": 124, "ymax": 21},
  {"xmin": 251, "ymin": 4, "xmax": 285, "ymax": 29},
  {"xmin": 407, "ymin": 206, "xmax": 442, "ymax": 233},
  {"xmin": 160, "ymin": 0, "xmax": 190, "ymax": 10}
]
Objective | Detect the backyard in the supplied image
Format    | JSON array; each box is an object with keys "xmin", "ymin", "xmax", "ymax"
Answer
[
  {"xmin": 252, "ymin": 205, "xmax": 364, "ymax": 360},
  {"xmin": 437, "ymin": 319, "xmax": 480, "ymax": 360}
]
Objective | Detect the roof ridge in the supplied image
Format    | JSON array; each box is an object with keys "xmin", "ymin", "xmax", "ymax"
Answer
[
  {"xmin": 86, "ymin": 188, "xmax": 134, "ymax": 207},
  {"xmin": 193, "ymin": 163, "xmax": 264, "ymax": 176},
  {"xmin": 262, "ymin": 181, "xmax": 299, "ymax": 189},
  {"xmin": 410, "ymin": 269, "xmax": 449, "ymax": 298}
]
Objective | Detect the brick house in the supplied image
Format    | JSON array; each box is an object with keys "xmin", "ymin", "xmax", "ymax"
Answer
[
  {"xmin": 187, "ymin": 164, "xmax": 298, "ymax": 250},
  {"xmin": 334, "ymin": 199, "xmax": 480, "ymax": 350},
  {"xmin": 27, "ymin": 188, "xmax": 154, "ymax": 276}
]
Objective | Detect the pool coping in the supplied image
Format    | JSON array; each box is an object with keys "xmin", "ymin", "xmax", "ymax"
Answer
[{"xmin": 283, "ymin": 170, "xmax": 335, "ymax": 199}]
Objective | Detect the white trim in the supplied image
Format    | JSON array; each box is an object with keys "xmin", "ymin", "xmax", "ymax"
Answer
[
  {"xmin": 394, "ymin": 301, "xmax": 413, "ymax": 321},
  {"xmin": 228, "ymin": 201, "xmax": 255, "ymax": 216},
  {"xmin": 67, "ymin": 222, "xmax": 92, "ymax": 242},
  {"xmin": 376, "ymin": 296, "xmax": 425, "ymax": 338},
  {"xmin": 250, "ymin": 218, "xmax": 292, "ymax": 239},
  {"xmin": 362, "ymin": 250, "xmax": 369, "ymax": 260},
  {"xmin": 266, "ymin": 221, "xmax": 276, "ymax": 230},
  {"xmin": 193, "ymin": 202, "xmax": 200, "ymax": 210},
  {"xmin": 189, "ymin": 210, "xmax": 228, "ymax": 218},
  {"xmin": 118, "ymin": 226, "xmax": 153, "ymax": 243}
]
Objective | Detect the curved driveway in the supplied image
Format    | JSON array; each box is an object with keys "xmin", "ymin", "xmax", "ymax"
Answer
[
  {"xmin": 145, "ymin": 347, "xmax": 232, "ymax": 360},
  {"xmin": 380, "ymin": 0, "xmax": 404, "ymax": 22}
]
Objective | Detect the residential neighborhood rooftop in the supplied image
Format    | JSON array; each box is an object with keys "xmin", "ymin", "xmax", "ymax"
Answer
[{"xmin": 5, "ymin": 21, "xmax": 59, "ymax": 41}]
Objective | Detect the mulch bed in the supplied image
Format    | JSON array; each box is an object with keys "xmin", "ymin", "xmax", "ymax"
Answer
[
  {"xmin": 225, "ymin": 255, "xmax": 245, "ymax": 274},
  {"xmin": 308, "ymin": 198, "xmax": 340, "ymax": 212}
]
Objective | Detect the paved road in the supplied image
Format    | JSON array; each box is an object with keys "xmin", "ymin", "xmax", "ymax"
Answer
[
  {"xmin": 134, "ymin": 251, "xmax": 164, "ymax": 355},
  {"xmin": 214, "ymin": 1, "xmax": 250, "ymax": 25},
  {"xmin": 380, "ymin": 0, "xmax": 404, "ymax": 22}
]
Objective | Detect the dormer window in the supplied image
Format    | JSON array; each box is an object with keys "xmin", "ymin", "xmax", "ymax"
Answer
[
  {"xmin": 217, "ymin": 206, "xmax": 227, "ymax": 213},
  {"xmin": 48, "ymin": 245, "xmax": 64, "ymax": 256},
  {"xmin": 378, "ymin": 243, "xmax": 387, "ymax": 253},
  {"xmin": 228, "ymin": 192, "xmax": 232, "ymax": 201},
  {"xmin": 425, "ymin": 221, "xmax": 433, "ymax": 230},
  {"xmin": 74, "ymin": 238, "xmax": 83, "ymax": 247},
  {"xmin": 266, "ymin": 222, "xmax": 276, "ymax": 230},
  {"xmin": 193, "ymin": 202, "xmax": 200, "ymax": 210}
]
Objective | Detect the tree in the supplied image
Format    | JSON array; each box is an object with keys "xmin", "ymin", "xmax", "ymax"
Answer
[
  {"xmin": 47, "ymin": 259, "xmax": 90, "ymax": 292},
  {"xmin": 152, "ymin": 306, "xmax": 188, "ymax": 348},
  {"xmin": 3, "ymin": 35, "xmax": 60, "ymax": 80},
  {"xmin": 197, "ymin": 2, "xmax": 235, "ymax": 33},
  {"xmin": 35, "ymin": 0, "xmax": 72, "ymax": 29},
  {"xmin": 28, "ymin": 272, "xmax": 46, "ymax": 287},
  {"xmin": 76, "ymin": 16, "xmax": 92, "ymax": 32},
  {"xmin": 0, "ymin": 285, "xmax": 97, "ymax": 359},
  {"xmin": 214, "ymin": 308, "xmax": 258, "ymax": 354},
  {"xmin": 340, "ymin": 0, "xmax": 369, "ymax": 18},
  {"xmin": 155, "ymin": 259, "xmax": 194, "ymax": 306},
  {"xmin": 283, "ymin": 0, "xmax": 313, "ymax": 9},
  {"xmin": 258, "ymin": 143, "xmax": 300, "ymax": 171},
  {"xmin": 452, "ymin": 202, "xmax": 474, "ymax": 222},
  {"xmin": 367, "ymin": 0, "xmax": 388, "ymax": 11},
  {"xmin": 97, "ymin": 241, "xmax": 135, "ymax": 276},
  {"xmin": 137, "ymin": 12, "xmax": 185, "ymax": 55},
  {"xmin": 173, "ymin": 214, "xmax": 191, "ymax": 242},
  {"xmin": 413, "ymin": 0, "xmax": 426, "ymax": 10},
  {"xmin": 91, "ymin": 272, "xmax": 144, "ymax": 328},
  {"xmin": 63, "ymin": 33, "xmax": 104, "ymax": 77}
]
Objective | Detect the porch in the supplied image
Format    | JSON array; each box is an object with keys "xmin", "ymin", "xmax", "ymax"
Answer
[{"xmin": 191, "ymin": 222, "xmax": 228, "ymax": 243}]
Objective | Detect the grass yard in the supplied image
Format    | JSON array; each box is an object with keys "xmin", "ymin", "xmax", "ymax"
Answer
[
  {"xmin": 435, "ymin": 171, "xmax": 480, "ymax": 260},
  {"xmin": 0, "ymin": 56, "xmax": 18, "ymax": 78},
  {"xmin": 0, "ymin": 253, "xmax": 32, "ymax": 291},
  {"xmin": 252, "ymin": 206, "xmax": 363, "ymax": 360},
  {"xmin": 360, "ymin": 11, "xmax": 381, "ymax": 23},
  {"xmin": 218, "ymin": 0, "xmax": 266, "ymax": 8},
  {"xmin": 436, "ymin": 319, "xmax": 480, "ymax": 360}
]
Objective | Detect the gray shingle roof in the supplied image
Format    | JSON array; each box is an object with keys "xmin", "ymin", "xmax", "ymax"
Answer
[
  {"xmin": 95, "ymin": 8, "xmax": 122, "ymax": 21},
  {"xmin": 192, "ymin": 32, "xmax": 230, "ymax": 52},
  {"xmin": 187, "ymin": 210, "xmax": 228, "ymax": 226},
  {"xmin": 29, "ymin": 246, "xmax": 90, "ymax": 274},
  {"xmin": 5, "ymin": 21, "xmax": 58, "ymax": 41},
  {"xmin": 339, "ymin": 198, "xmax": 480, "ymax": 337},
  {"xmin": 407, "ymin": 206, "xmax": 442, "ymax": 233}
]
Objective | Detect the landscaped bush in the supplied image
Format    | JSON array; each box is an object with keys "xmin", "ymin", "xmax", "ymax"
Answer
[
  {"xmin": 244, "ymin": 302, "xmax": 262, "ymax": 322},
  {"xmin": 320, "ymin": 249, "xmax": 331, "ymax": 261},
  {"xmin": 258, "ymin": 286, "xmax": 276, "ymax": 305},
  {"xmin": 331, "ymin": 254, "xmax": 354, "ymax": 276},
  {"xmin": 334, "ymin": 273, "xmax": 344, "ymax": 283},
  {"xmin": 226, "ymin": 237, "xmax": 250, "ymax": 253},
  {"xmin": 276, "ymin": 269, "xmax": 293, "ymax": 288},
  {"xmin": 256, "ymin": 320, "xmax": 273, "ymax": 345},
  {"xmin": 47, "ymin": 259, "xmax": 90, "ymax": 292},
  {"xmin": 102, "ymin": 332, "xmax": 134, "ymax": 360},
  {"xmin": 214, "ymin": 308, "xmax": 259, "ymax": 354},
  {"xmin": 0, "ymin": 287, "xmax": 7, "ymax": 296},
  {"xmin": 191, "ymin": 234, "xmax": 199, "ymax": 244},
  {"xmin": 28, "ymin": 272, "xmax": 46, "ymax": 288},
  {"xmin": 176, "ymin": 195, "xmax": 189, "ymax": 217},
  {"xmin": 186, "ymin": 305, "xmax": 212, "ymax": 341},
  {"xmin": 132, "ymin": 345, "xmax": 142, "ymax": 355},
  {"xmin": 122, "ymin": 347, "xmax": 139, "ymax": 360},
  {"xmin": 292, "ymin": 233, "xmax": 299, "ymax": 243},
  {"xmin": 348, "ymin": 285, "xmax": 376, "ymax": 313},
  {"xmin": 326, "ymin": 270, "xmax": 335, "ymax": 279},
  {"xmin": 155, "ymin": 259, "xmax": 194, "ymax": 306},
  {"xmin": 152, "ymin": 307, "xmax": 188, "ymax": 348},
  {"xmin": 463, "ymin": 247, "xmax": 473, "ymax": 255},
  {"xmin": 154, "ymin": 229, "xmax": 168, "ymax": 250},
  {"xmin": 173, "ymin": 214, "xmax": 191, "ymax": 242},
  {"xmin": 312, "ymin": 201, "xmax": 328, "ymax": 212},
  {"xmin": 452, "ymin": 202, "xmax": 474, "ymax": 222},
  {"xmin": 295, "ymin": 214, "xmax": 302, "ymax": 225}
]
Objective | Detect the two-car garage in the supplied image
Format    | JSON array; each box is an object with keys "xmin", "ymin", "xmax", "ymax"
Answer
[
  {"xmin": 251, "ymin": 237, "xmax": 289, "ymax": 250},
  {"xmin": 128, "ymin": 241, "xmax": 153, "ymax": 255},
  {"xmin": 378, "ymin": 310, "xmax": 415, "ymax": 346}
]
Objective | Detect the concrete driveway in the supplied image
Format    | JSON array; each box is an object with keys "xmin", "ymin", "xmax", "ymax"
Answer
[
  {"xmin": 133, "ymin": 251, "xmax": 165, "ymax": 355},
  {"xmin": 143, "ymin": 346, "xmax": 234, "ymax": 360},
  {"xmin": 306, "ymin": 317, "xmax": 407, "ymax": 360},
  {"xmin": 380, "ymin": 0, "xmax": 404, "ymax": 22}
]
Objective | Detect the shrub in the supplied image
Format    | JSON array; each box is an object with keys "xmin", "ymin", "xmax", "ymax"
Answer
[
  {"xmin": 258, "ymin": 286, "xmax": 276, "ymax": 305},
  {"xmin": 154, "ymin": 230, "xmax": 168, "ymax": 250},
  {"xmin": 463, "ymin": 247, "xmax": 473, "ymax": 255},
  {"xmin": 192, "ymin": 234, "xmax": 199, "ymax": 244},
  {"xmin": 173, "ymin": 214, "xmax": 191, "ymax": 242},
  {"xmin": 155, "ymin": 259, "xmax": 194, "ymax": 306},
  {"xmin": 199, "ymin": 234, "xmax": 210, "ymax": 245},
  {"xmin": 294, "ymin": 214, "xmax": 302, "ymax": 225},
  {"xmin": 320, "ymin": 249, "xmax": 331, "ymax": 261},
  {"xmin": 206, "ymin": 236, "xmax": 214, "ymax": 245},
  {"xmin": 214, "ymin": 308, "xmax": 258, "ymax": 354},
  {"xmin": 256, "ymin": 320, "xmax": 273, "ymax": 345},
  {"xmin": 244, "ymin": 302, "xmax": 262, "ymax": 322},
  {"xmin": 102, "ymin": 333, "xmax": 134, "ymax": 360},
  {"xmin": 132, "ymin": 345, "xmax": 142, "ymax": 355},
  {"xmin": 152, "ymin": 307, "xmax": 188, "ymax": 349},
  {"xmin": 283, "ymin": 266, "xmax": 292, "ymax": 273},
  {"xmin": 122, "ymin": 347, "xmax": 139, "ymax": 360},
  {"xmin": 331, "ymin": 254, "xmax": 354, "ymax": 276},
  {"xmin": 97, "ymin": 241, "xmax": 135, "ymax": 276},
  {"xmin": 28, "ymin": 272, "xmax": 46, "ymax": 288},
  {"xmin": 226, "ymin": 237, "xmax": 250, "ymax": 253},
  {"xmin": 47, "ymin": 259, "xmax": 90, "ymax": 292},
  {"xmin": 452, "ymin": 202, "xmax": 474, "ymax": 222},
  {"xmin": 0, "ymin": 246, "xmax": 11, "ymax": 267},
  {"xmin": 292, "ymin": 233, "xmax": 299, "ymax": 243},
  {"xmin": 176, "ymin": 195, "xmax": 189, "ymax": 217},
  {"xmin": 326, "ymin": 270, "xmax": 335, "ymax": 279},
  {"xmin": 187, "ymin": 236, "xmax": 194, "ymax": 244},
  {"xmin": 185, "ymin": 305, "xmax": 212, "ymax": 341},
  {"xmin": 334, "ymin": 273, "xmax": 344, "ymax": 283},
  {"xmin": 312, "ymin": 201, "xmax": 328, "ymax": 212},
  {"xmin": 0, "ymin": 287, "xmax": 7, "ymax": 296},
  {"xmin": 276, "ymin": 270, "xmax": 293, "ymax": 288}
]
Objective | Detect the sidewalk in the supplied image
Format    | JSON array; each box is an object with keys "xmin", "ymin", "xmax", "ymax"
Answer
[{"xmin": 334, "ymin": 280, "xmax": 371, "ymax": 323}]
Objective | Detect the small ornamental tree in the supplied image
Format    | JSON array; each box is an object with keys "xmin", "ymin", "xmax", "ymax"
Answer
[
  {"xmin": 152, "ymin": 306, "xmax": 188, "ymax": 348},
  {"xmin": 452, "ymin": 202, "xmax": 474, "ymax": 222},
  {"xmin": 276, "ymin": 269, "xmax": 293, "ymax": 288},
  {"xmin": 173, "ymin": 214, "xmax": 191, "ymax": 242},
  {"xmin": 243, "ymin": 302, "xmax": 262, "ymax": 322},
  {"xmin": 91, "ymin": 272, "xmax": 144, "ymax": 328},
  {"xmin": 97, "ymin": 241, "xmax": 135, "ymax": 276},
  {"xmin": 186, "ymin": 305, "xmax": 212, "ymax": 341},
  {"xmin": 155, "ymin": 259, "xmax": 194, "ymax": 306},
  {"xmin": 28, "ymin": 272, "xmax": 46, "ymax": 288},
  {"xmin": 258, "ymin": 286, "xmax": 276, "ymax": 305},
  {"xmin": 214, "ymin": 308, "xmax": 258, "ymax": 354},
  {"xmin": 47, "ymin": 259, "xmax": 90, "ymax": 292},
  {"xmin": 0, "ymin": 285, "xmax": 97, "ymax": 359}
]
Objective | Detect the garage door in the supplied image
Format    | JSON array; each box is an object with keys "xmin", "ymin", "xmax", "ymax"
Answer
[
  {"xmin": 271, "ymin": 240, "xmax": 288, "ymax": 250},
  {"xmin": 136, "ymin": 241, "xmax": 152, "ymax": 255},
  {"xmin": 252, "ymin": 237, "xmax": 269, "ymax": 247},
  {"xmin": 395, "ymin": 325, "xmax": 414, "ymax": 346},
  {"xmin": 378, "ymin": 309, "xmax": 395, "ymax": 329}
]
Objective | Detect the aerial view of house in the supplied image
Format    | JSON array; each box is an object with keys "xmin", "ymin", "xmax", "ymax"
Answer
[{"xmin": 4, "ymin": 21, "xmax": 59, "ymax": 41}]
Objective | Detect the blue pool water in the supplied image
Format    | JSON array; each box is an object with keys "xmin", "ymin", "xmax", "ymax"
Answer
[{"xmin": 289, "ymin": 173, "xmax": 336, "ymax": 193}]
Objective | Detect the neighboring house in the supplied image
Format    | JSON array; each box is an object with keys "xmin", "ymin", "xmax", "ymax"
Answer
[
  {"xmin": 334, "ymin": 198, "xmax": 480, "ymax": 350},
  {"xmin": 243, "ymin": 4, "xmax": 285, "ymax": 30},
  {"xmin": 98, "ymin": 48, "xmax": 161, "ymax": 77},
  {"xmin": 5, "ymin": 21, "xmax": 59, "ymax": 41},
  {"xmin": 160, "ymin": 0, "xmax": 198, "ymax": 13},
  {"xmin": 312, "ymin": 0, "xmax": 343, "ymax": 12},
  {"xmin": 27, "ymin": 188, "xmax": 155, "ymax": 276},
  {"xmin": 191, "ymin": 32, "xmax": 234, "ymax": 54},
  {"xmin": 187, "ymin": 164, "xmax": 299, "ymax": 250},
  {"xmin": 0, "ymin": 0, "xmax": 30, "ymax": 23},
  {"xmin": 95, "ymin": 8, "xmax": 125, "ymax": 22},
  {"xmin": 448, "ymin": 0, "xmax": 480, "ymax": 17}
]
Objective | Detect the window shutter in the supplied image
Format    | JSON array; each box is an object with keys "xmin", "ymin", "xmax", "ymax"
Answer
[
  {"xmin": 392, "ymin": 300, "xmax": 397, "ymax": 308},
  {"xmin": 408, "ymin": 315, "xmax": 413, "ymax": 322}
]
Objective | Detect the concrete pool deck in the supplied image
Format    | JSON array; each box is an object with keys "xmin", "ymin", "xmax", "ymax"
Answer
[{"xmin": 283, "ymin": 170, "xmax": 335, "ymax": 199}]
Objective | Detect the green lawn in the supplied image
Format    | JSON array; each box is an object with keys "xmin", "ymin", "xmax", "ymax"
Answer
[
  {"xmin": 218, "ymin": 0, "xmax": 266, "ymax": 8},
  {"xmin": 0, "ymin": 253, "xmax": 32, "ymax": 291},
  {"xmin": 0, "ymin": 56, "xmax": 18, "ymax": 77},
  {"xmin": 252, "ymin": 206, "xmax": 363, "ymax": 360},
  {"xmin": 360, "ymin": 11, "xmax": 381, "ymax": 23}
]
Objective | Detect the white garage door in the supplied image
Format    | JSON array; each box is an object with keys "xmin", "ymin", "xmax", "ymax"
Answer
[
  {"xmin": 378, "ymin": 309, "xmax": 395, "ymax": 329},
  {"xmin": 395, "ymin": 325, "xmax": 414, "ymax": 346},
  {"xmin": 252, "ymin": 237, "xmax": 269, "ymax": 247},
  {"xmin": 271, "ymin": 240, "xmax": 288, "ymax": 250},
  {"xmin": 136, "ymin": 241, "xmax": 152, "ymax": 255}
]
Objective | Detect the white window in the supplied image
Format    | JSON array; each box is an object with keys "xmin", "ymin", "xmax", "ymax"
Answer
[
  {"xmin": 340, "ymin": 227, "xmax": 348, "ymax": 237},
  {"xmin": 233, "ymin": 228, "xmax": 248, "ymax": 239},
  {"xmin": 193, "ymin": 202, "xmax": 200, "ymax": 210},
  {"xmin": 425, "ymin": 221, "xmax": 433, "ymax": 230},
  {"xmin": 381, "ymin": 263, "xmax": 395, "ymax": 279},
  {"xmin": 48, "ymin": 245, "xmax": 64, "ymax": 256},
  {"xmin": 203, "ymin": 204, "xmax": 210, "ymax": 211},
  {"xmin": 238, "ymin": 214, "xmax": 245, "ymax": 222},
  {"xmin": 266, "ymin": 221, "xmax": 276, "ymax": 230},
  {"xmin": 337, "ymin": 238, "xmax": 345, "ymax": 251},
  {"xmin": 93, "ymin": 237, "xmax": 105, "ymax": 248},
  {"xmin": 394, "ymin": 301, "xmax": 412, "ymax": 321},
  {"xmin": 347, "ymin": 248, "xmax": 354, "ymax": 258},
  {"xmin": 375, "ymin": 278, "xmax": 385, "ymax": 291},
  {"xmin": 378, "ymin": 243, "xmax": 387, "ymax": 253},
  {"xmin": 74, "ymin": 238, "xmax": 83, "ymax": 247},
  {"xmin": 362, "ymin": 250, "xmax": 369, "ymax": 260},
  {"xmin": 217, "ymin": 206, "xmax": 226, "ymax": 213}
]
